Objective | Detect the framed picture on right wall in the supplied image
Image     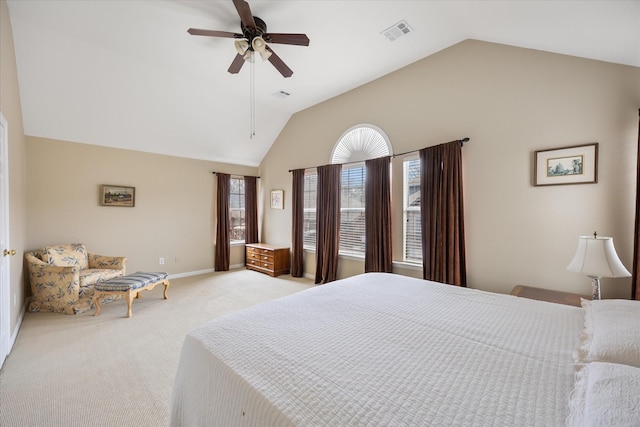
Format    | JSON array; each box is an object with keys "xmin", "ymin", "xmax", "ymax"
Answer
[{"xmin": 534, "ymin": 143, "xmax": 598, "ymax": 186}]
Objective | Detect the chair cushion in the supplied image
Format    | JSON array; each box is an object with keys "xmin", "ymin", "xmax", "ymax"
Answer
[
  {"xmin": 79, "ymin": 268, "xmax": 123, "ymax": 289},
  {"xmin": 43, "ymin": 243, "xmax": 89, "ymax": 269}
]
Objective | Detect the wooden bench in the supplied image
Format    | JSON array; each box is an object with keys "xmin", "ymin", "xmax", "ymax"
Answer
[{"xmin": 93, "ymin": 271, "xmax": 169, "ymax": 318}]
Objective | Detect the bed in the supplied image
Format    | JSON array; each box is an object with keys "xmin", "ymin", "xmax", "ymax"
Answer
[{"xmin": 170, "ymin": 273, "xmax": 640, "ymax": 426}]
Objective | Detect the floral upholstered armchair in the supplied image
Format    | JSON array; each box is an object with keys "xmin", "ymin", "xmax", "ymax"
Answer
[{"xmin": 25, "ymin": 243, "xmax": 127, "ymax": 314}]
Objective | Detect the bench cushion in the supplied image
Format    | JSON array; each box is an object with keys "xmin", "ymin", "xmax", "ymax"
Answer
[{"xmin": 95, "ymin": 272, "xmax": 168, "ymax": 292}]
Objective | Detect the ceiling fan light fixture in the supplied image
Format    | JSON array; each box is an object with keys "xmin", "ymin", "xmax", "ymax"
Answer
[
  {"xmin": 251, "ymin": 36, "xmax": 266, "ymax": 51},
  {"xmin": 258, "ymin": 49, "xmax": 272, "ymax": 61},
  {"xmin": 251, "ymin": 36, "xmax": 271, "ymax": 61},
  {"xmin": 234, "ymin": 38, "xmax": 250, "ymax": 55}
]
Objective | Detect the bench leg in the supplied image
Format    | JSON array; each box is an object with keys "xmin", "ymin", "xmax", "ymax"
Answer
[
  {"xmin": 126, "ymin": 289, "xmax": 136, "ymax": 318},
  {"xmin": 163, "ymin": 280, "xmax": 170, "ymax": 299},
  {"xmin": 94, "ymin": 294, "xmax": 102, "ymax": 316}
]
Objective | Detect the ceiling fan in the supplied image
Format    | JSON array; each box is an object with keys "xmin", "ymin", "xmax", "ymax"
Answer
[{"xmin": 188, "ymin": 0, "xmax": 310, "ymax": 78}]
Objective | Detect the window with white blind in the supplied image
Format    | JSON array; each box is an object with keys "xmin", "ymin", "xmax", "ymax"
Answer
[
  {"xmin": 303, "ymin": 170, "xmax": 317, "ymax": 249},
  {"xmin": 403, "ymin": 158, "xmax": 422, "ymax": 263},
  {"xmin": 331, "ymin": 124, "xmax": 391, "ymax": 257},
  {"xmin": 229, "ymin": 176, "xmax": 245, "ymax": 243},
  {"xmin": 302, "ymin": 124, "xmax": 391, "ymax": 255},
  {"xmin": 339, "ymin": 165, "xmax": 366, "ymax": 255}
]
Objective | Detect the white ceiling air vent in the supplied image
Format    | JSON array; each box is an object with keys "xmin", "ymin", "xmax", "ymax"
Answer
[
  {"xmin": 272, "ymin": 90, "xmax": 291, "ymax": 99},
  {"xmin": 381, "ymin": 20, "xmax": 412, "ymax": 42}
]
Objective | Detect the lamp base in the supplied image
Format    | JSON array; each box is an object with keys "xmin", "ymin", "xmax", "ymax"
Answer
[{"xmin": 589, "ymin": 276, "xmax": 601, "ymax": 300}]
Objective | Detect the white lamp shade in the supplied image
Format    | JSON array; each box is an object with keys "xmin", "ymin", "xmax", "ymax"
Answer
[
  {"xmin": 251, "ymin": 36, "xmax": 271, "ymax": 61},
  {"xmin": 251, "ymin": 36, "xmax": 266, "ymax": 51},
  {"xmin": 567, "ymin": 236, "xmax": 631, "ymax": 278},
  {"xmin": 234, "ymin": 39, "xmax": 249, "ymax": 55}
]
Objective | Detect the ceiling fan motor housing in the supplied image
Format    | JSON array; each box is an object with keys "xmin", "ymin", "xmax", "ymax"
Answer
[{"xmin": 242, "ymin": 16, "xmax": 268, "ymax": 49}]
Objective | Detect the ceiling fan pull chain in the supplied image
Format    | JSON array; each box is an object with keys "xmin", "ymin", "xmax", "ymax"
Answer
[{"xmin": 250, "ymin": 58, "xmax": 256, "ymax": 138}]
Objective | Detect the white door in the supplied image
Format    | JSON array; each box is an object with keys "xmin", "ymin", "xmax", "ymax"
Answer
[{"xmin": 0, "ymin": 113, "xmax": 10, "ymax": 368}]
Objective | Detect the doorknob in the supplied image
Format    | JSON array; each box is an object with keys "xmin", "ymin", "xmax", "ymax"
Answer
[{"xmin": 3, "ymin": 249, "xmax": 16, "ymax": 256}]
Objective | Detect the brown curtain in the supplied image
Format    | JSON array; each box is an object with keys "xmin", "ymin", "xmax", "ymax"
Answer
[
  {"xmin": 420, "ymin": 141, "xmax": 467, "ymax": 286},
  {"xmin": 291, "ymin": 169, "xmax": 305, "ymax": 277},
  {"xmin": 365, "ymin": 156, "xmax": 393, "ymax": 273},
  {"xmin": 244, "ymin": 176, "xmax": 258, "ymax": 244},
  {"xmin": 315, "ymin": 164, "xmax": 341, "ymax": 284},
  {"xmin": 215, "ymin": 173, "xmax": 230, "ymax": 271},
  {"xmin": 632, "ymin": 109, "xmax": 640, "ymax": 300}
]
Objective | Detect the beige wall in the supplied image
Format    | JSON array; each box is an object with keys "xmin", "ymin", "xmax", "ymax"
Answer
[
  {"xmin": 26, "ymin": 137, "xmax": 257, "ymax": 277},
  {"xmin": 260, "ymin": 40, "xmax": 640, "ymax": 298},
  {"xmin": 1, "ymin": 0, "xmax": 28, "ymax": 340}
]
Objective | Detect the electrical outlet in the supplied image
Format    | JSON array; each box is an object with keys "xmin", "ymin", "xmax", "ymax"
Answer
[
  {"xmin": 159, "ymin": 257, "xmax": 165, "ymax": 265},
  {"xmin": 174, "ymin": 256, "xmax": 180, "ymax": 263}
]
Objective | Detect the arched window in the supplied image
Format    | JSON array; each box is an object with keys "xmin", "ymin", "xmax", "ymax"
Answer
[
  {"xmin": 303, "ymin": 125, "xmax": 393, "ymax": 255},
  {"xmin": 330, "ymin": 124, "xmax": 392, "ymax": 164},
  {"xmin": 335, "ymin": 125, "xmax": 392, "ymax": 255}
]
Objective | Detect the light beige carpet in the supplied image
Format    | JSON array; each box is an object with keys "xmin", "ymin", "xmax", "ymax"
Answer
[{"xmin": 0, "ymin": 269, "xmax": 314, "ymax": 426}]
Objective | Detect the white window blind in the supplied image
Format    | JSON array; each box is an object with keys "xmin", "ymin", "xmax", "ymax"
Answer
[
  {"xmin": 229, "ymin": 176, "xmax": 245, "ymax": 242},
  {"xmin": 404, "ymin": 158, "xmax": 422, "ymax": 263},
  {"xmin": 340, "ymin": 165, "xmax": 366, "ymax": 255},
  {"xmin": 303, "ymin": 170, "xmax": 317, "ymax": 249}
]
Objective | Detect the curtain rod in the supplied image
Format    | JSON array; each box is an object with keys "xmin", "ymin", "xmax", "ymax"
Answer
[
  {"xmin": 211, "ymin": 172, "xmax": 261, "ymax": 179},
  {"xmin": 288, "ymin": 137, "xmax": 470, "ymax": 172},
  {"xmin": 392, "ymin": 137, "xmax": 470, "ymax": 158}
]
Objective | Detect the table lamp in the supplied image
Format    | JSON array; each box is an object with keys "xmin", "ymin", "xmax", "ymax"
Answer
[{"xmin": 566, "ymin": 232, "xmax": 630, "ymax": 300}]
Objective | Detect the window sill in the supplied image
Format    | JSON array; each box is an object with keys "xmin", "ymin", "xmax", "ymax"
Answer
[
  {"xmin": 304, "ymin": 248, "xmax": 423, "ymax": 270},
  {"xmin": 392, "ymin": 261, "xmax": 423, "ymax": 271}
]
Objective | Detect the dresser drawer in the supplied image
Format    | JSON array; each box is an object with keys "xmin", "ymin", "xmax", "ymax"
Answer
[
  {"xmin": 246, "ymin": 257, "xmax": 274, "ymax": 269},
  {"xmin": 246, "ymin": 249, "xmax": 273, "ymax": 262}
]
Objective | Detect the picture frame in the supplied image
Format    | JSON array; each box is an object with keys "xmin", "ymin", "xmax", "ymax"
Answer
[
  {"xmin": 534, "ymin": 143, "xmax": 598, "ymax": 186},
  {"xmin": 100, "ymin": 185, "xmax": 135, "ymax": 207},
  {"xmin": 270, "ymin": 190, "xmax": 284, "ymax": 209}
]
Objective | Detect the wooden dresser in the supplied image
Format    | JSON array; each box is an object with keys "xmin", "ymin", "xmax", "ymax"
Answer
[{"xmin": 245, "ymin": 243, "xmax": 291, "ymax": 277}]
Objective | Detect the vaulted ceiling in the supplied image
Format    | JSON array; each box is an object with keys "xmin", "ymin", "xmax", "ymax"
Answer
[{"xmin": 7, "ymin": 1, "xmax": 640, "ymax": 166}]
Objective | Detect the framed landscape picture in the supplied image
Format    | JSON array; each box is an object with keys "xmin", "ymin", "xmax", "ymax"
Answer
[
  {"xmin": 100, "ymin": 185, "xmax": 135, "ymax": 207},
  {"xmin": 534, "ymin": 143, "xmax": 598, "ymax": 186}
]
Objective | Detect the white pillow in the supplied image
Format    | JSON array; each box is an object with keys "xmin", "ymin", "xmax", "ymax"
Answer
[
  {"xmin": 576, "ymin": 299, "xmax": 640, "ymax": 367},
  {"xmin": 567, "ymin": 362, "xmax": 640, "ymax": 427}
]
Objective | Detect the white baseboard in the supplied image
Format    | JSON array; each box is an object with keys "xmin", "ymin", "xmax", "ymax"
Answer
[
  {"xmin": 10, "ymin": 302, "xmax": 25, "ymax": 349},
  {"xmin": 167, "ymin": 268, "xmax": 215, "ymax": 280},
  {"xmin": 2, "ymin": 300, "xmax": 26, "ymax": 369}
]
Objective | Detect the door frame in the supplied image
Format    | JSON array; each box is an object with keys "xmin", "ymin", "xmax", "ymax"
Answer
[{"xmin": 0, "ymin": 112, "xmax": 10, "ymax": 368}]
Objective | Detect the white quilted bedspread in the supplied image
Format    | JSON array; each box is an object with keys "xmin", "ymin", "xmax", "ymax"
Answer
[{"xmin": 171, "ymin": 273, "xmax": 584, "ymax": 426}]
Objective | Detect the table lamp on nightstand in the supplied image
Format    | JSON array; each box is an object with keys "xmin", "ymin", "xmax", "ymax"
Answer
[{"xmin": 566, "ymin": 232, "xmax": 630, "ymax": 300}]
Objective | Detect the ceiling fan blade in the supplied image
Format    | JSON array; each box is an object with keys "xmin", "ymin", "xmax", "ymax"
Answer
[
  {"xmin": 228, "ymin": 54, "xmax": 246, "ymax": 74},
  {"xmin": 233, "ymin": 0, "xmax": 256, "ymax": 30},
  {"xmin": 265, "ymin": 46, "xmax": 293, "ymax": 78},
  {"xmin": 264, "ymin": 33, "xmax": 310, "ymax": 46},
  {"xmin": 188, "ymin": 28, "xmax": 241, "ymax": 38}
]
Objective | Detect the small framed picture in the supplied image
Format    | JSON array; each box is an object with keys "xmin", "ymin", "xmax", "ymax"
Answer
[
  {"xmin": 100, "ymin": 185, "xmax": 135, "ymax": 207},
  {"xmin": 534, "ymin": 143, "xmax": 598, "ymax": 186},
  {"xmin": 270, "ymin": 190, "xmax": 284, "ymax": 209}
]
